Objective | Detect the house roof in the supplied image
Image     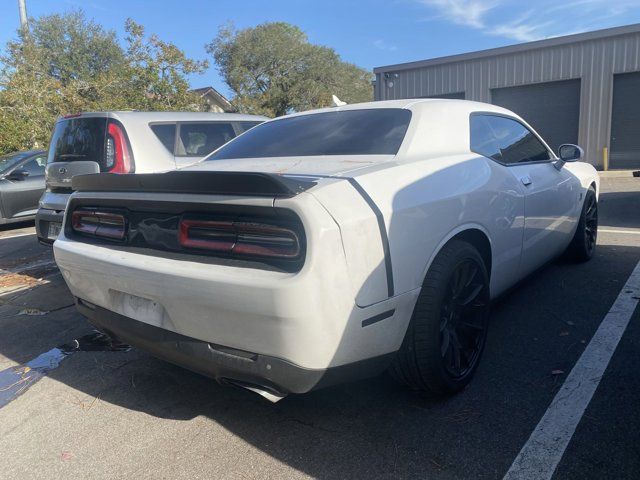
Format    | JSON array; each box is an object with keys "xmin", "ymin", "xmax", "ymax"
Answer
[
  {"xmin": 374, "ymin": 23, "xmax": 640, "ymax": 73},
  {"xmin": 190, "ymin": 86, "xmax": 234, "ymax": 111}
]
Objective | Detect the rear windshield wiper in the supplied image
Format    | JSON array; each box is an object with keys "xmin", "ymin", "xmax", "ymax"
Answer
[{"xmin": 57, "ymin": 154, "xmax": 88, "ymax": 159}]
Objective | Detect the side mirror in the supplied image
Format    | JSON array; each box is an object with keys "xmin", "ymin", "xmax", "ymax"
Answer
[
  {"xmin": 555, "ymin": 144, "xmax": 584, "ymax": 170},
  {"xmin": 6, "ymin": 169, "xmax": 29, "ymax": 181}
]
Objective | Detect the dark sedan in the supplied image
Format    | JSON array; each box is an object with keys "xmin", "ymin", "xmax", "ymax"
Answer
[{"xmin": 0, "ymin": 150, "xmax": 47, "ymax": 225}]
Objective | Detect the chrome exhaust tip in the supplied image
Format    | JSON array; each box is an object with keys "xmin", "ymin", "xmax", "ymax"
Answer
[{"xmin": 222, "ymin": 379, "xmax": 286, "ymax": 403}]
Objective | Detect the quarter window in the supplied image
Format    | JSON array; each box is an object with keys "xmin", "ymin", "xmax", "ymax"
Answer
[
  {"xmin": 470, "ymin": 114, "xmax": 551, "ymax": 164},
  {"xmin": 150, "ymin": 123, "xmax": 177, "ymax": 153},
  {"xmin": 177, "ymin": 122, "xmax": 236, "ymax": 157}
]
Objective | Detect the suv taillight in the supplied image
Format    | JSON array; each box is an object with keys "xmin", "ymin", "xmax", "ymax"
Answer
[
  {"xmin": 71, "ymin": 209, "xmax": 127, "ymax": 240},
  {"xmin": 105, "ymin": 121, "xmax": 133, "ymax": 174},
  {"xmin": 179, "ymin": 218, "xmax": 301, "ymax": 259}
]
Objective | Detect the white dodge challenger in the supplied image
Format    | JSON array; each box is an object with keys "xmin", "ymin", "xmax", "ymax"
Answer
[{"xmin": 54, "ymin": 100, "xmax": 599, "ymax": 401}]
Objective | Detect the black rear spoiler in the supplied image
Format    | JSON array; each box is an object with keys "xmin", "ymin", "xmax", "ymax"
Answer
[{"xmin": 72, "ymin": 171, "xmax": 317, "ymax": 198}]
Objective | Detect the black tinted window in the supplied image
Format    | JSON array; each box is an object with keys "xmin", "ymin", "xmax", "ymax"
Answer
[
  {"xmin": 150, "ymin": 123, "xmax": 176, "ymax": 153},
  {"xmin": 470, "ymin": 116, "xmax": 501, "ymax": 161},
  {"xmin": 177, "ymin": 122, "xmax": 236, "ymax": 156},
  {"xmin": 0, "ymin": 152, "xmax": 31, "ymax": 173},
  {"xmin": 236, "ymin": 121, "xmax": 263, "ymax": 133},
  {"xmin": 48, "ymin": 117, "xmax": 107, "ymax": 166},
  {"xmin": 21, "ymin": 156, "xmax": 46, "ymax": 176},
  {"xmin": 471, "ymin": 115, "xmax": 550, "ymax": 164},
  {"xmin": 209, "ymin": 109, "xmax": 411, "ymax": 160}
]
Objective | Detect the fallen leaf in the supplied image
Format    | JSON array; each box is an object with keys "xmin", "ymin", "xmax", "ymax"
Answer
[{"xmin": 551, "ymin": 369, "xmax": 564, "ymax": 375}]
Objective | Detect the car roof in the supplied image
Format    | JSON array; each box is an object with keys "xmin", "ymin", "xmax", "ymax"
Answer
[
  {"xmin": 275, "ymin": 98, "xmax": 517, "ymax": 120},
  {"xmin": 56, "ymin": 111, "xmax": 269, "ymax": 123}
]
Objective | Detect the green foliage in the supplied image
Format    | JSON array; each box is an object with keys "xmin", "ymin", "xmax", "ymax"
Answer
[
  {"xmin": 0, "ymin": 11, "xmax": 208, "ymax": 154},
  {"xmin": 120, "ymin": 19, "xmax": 208, "ymax": 110},
  {"xmin": 207, "ymin": 22, "xmax": 373, "ymax": 117}
]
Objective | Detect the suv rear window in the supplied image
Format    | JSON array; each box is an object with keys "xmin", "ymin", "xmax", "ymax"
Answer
[
  {"xmin": 177, "ymin": 122, "xmax": 236, "ymax": 157},
  {"xmin": 209, "ymin": 109, "xmax": 411, "ymax": 160},
  {"xmin": 48, "ymin": 117, "xmax": 107, "ymax": 168}
]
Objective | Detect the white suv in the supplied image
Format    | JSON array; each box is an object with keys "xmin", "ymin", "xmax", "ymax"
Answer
[{"xmin": 36, "ymin": 111, "xmax": 266, "ymax": 243}]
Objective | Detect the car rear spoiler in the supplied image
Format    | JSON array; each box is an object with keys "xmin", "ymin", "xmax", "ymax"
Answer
[{"xmin": 72, "ymin": 171, "xmax": 318, "ymax": 198}]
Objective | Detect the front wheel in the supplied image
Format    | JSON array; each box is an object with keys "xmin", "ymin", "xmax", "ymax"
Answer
[
  {"xmin": 390, "ymin": 240, "xmax": 490, "ymax": 395},
  {"xmin": 564, "ymin": 187, "xmax": 598, "ymax": 262}
]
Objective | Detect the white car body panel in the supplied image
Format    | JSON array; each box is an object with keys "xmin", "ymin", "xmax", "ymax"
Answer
[{"xmin": 54, "ymin": 99, "xmax": 599, "ymax": 394}]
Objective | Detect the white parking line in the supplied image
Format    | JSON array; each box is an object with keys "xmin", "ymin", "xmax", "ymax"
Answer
[
  {"xmin": 504, "ymin": 260, "xmax": 640, "ymax": 480},
  {"xmin": 0, "ymin": 232, "xmax": 35, "ymax": 240},
  {"xmin": 599, "ymin": 228, "xmax": 640, "ymax": 235}
]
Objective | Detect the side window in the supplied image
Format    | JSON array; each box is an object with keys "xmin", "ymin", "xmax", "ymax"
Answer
[
  {"xmin": 176, "ymin": 122, "xmax": 236, "ymax": 157},
  {"xmin": 21, "ymin": 156, "xmax": 46, "ymax": 176},
  {"xmin": 483, "ymin": 115, "xmax": 551, "ymax": 164},
  {"xmin": 236, "ymin": 121, "xmax": 263, "ymax": 133},
  {"xmin": 470, "ymin": 116, "xmax": 502, "ymax": 161},
  {"xmin": 150, "ymin": 123, "xmax": 177, "ymax": 154}
]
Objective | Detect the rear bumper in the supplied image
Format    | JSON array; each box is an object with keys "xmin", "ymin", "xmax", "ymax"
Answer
[
  {"xmin": 35, "ymin": 207, "xmax": 64, "ymax": 244},
  {"xmin": 77, "ymin": 298, "xmax": 395, "ymax": 395}
]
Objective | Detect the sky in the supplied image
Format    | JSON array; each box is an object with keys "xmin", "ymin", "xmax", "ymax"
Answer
[{"xmin": 2, "ymin": 0, "xmax": 640, "ymax": 98}]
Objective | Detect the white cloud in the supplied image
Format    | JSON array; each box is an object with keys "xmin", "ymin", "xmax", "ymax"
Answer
[
  {"xmin": 373, "ymin": 39, "xmax": 398, "ymax": 51},
  {"xmin": 416, "ymin": 0, "xmax": 640, "ymax": 42},
  {"xmin": 489, "ymin": 11, "xmax": 556, "ymax": 42},
  {"xmin": 418, "ymin": 0, "xmax": 497, "ymax": 28}
]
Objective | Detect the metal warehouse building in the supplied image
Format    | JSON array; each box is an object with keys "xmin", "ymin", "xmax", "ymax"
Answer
[{"xmin": 373, "ymin": 24, "xmax": 640, "ymax": 170}]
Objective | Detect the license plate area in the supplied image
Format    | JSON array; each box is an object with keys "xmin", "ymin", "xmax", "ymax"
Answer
[
  {"xmin": 48, "ymin": 222, "xmax": 62, "ymax": 239},
  {"xmin": 109, "ymin": 290, "xmax": 166, "ymax": 327}
]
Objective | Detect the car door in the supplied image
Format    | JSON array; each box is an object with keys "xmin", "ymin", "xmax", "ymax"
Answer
[
  {"xmin": 1, "ymin": 154, "xmax": 47, "ymax": 218},
  {"xmin": 481, "ymin": 114, "xmax": 581, "ymax": 277}
]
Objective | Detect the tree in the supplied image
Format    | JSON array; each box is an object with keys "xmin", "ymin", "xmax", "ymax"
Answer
[
  {"xmin": 207, "ymin": 22, "xmax": 373, "ymax": 117},
  {"xmin": 120, "ymin": 19, "xmax": 208, "ymax": 110},
  {"xmin": 0, "ymin": 11, "xmax": 208, "ymax": 154}
]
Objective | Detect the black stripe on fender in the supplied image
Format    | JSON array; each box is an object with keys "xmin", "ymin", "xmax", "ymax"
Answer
[
  {"xmin": 361, "ymin": 309, "xmax": 395, "ymax": 328},
  {"xmin": 346, "ymin": 178, "xmax": 394, "ymax": 298}
]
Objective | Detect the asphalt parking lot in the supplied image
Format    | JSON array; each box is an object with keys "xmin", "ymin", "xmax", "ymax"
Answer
[{"xmin": 0, "ymin": 175, "xmax": 638, "ymax": 480}]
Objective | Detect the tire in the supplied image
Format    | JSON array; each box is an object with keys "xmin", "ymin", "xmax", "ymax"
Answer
[
  {"xmin": 564, "ymin": 187, "xmax": 598, "ymax": 262},
  {"xmin": 390, "ymin": 240, "xmax": 490, "ymax": 395}
]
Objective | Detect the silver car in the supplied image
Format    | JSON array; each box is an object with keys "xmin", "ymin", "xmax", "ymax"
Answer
[{"xmin": 36, "ymin": 111, "xmax": 266, "ymax": 243}]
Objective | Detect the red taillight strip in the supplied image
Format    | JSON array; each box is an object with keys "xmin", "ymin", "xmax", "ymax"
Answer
[
  {"xmin": 106, "ymin": 121, "xmax": 133, "ymax": 174},
  {"xmin": 71, "ymin": 210, "xmax": 127, "ymax": 240},
  {"xmin": 179, "ymin": 219, "xmax": 300, "ymax": 259}
]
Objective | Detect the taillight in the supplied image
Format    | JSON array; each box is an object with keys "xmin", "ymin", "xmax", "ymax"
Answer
[
  {"xmin": 179, "ymin": 219, "xmax": 300, "ymax": 259},
  {"xmin": 71, "ymin": 209, "xmax": 127, "ymax": 240},
  {"xmin": 105, "ymin": 121, "xmax": 133, "ymax": 174}
]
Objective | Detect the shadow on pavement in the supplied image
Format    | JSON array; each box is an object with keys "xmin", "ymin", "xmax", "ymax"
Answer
[
  {"xmin": 0, "ymin": 242, "xmax": 638, "ymax": 479},
  {"xmin": 598, "ymin": 189, "xmax": 640, "ymax": 229}
]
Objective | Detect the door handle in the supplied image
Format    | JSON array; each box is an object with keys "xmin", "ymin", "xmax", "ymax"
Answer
[{"xmin": 520, "ymin": 176, "xmax": 532, "ymax": 186}]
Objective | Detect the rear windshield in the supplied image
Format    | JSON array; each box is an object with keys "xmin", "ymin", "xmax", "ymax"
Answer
[
  {"xmin": 208, "ymin": 109, "xmax": 411, "ymax": 160},
  {"xmin": 48, "ymin": 117, "xmax": 107, "ymax": 168}
]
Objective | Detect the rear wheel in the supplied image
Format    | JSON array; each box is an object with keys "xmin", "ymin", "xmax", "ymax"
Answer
[
  {"xmin": 390, "ymin": 240, "xmax": 490, "ymax": 394},
  {"xmin": 564, "ymin": 187, "xmax": 597, "ymax": 262}
]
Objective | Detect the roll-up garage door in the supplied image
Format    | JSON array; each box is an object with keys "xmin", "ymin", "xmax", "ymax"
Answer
[
  {"xmin": 610, "ymin": 72, "xmax": 640, "ymax": 169},
  {"xmin": 491, "ymin": 79, "xmax": 581, "ymax": 155}
]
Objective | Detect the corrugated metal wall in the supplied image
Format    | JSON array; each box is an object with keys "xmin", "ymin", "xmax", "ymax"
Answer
[{"xmin": 374, "ymin": 31, "xmax": 640, "ymax": 168}]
